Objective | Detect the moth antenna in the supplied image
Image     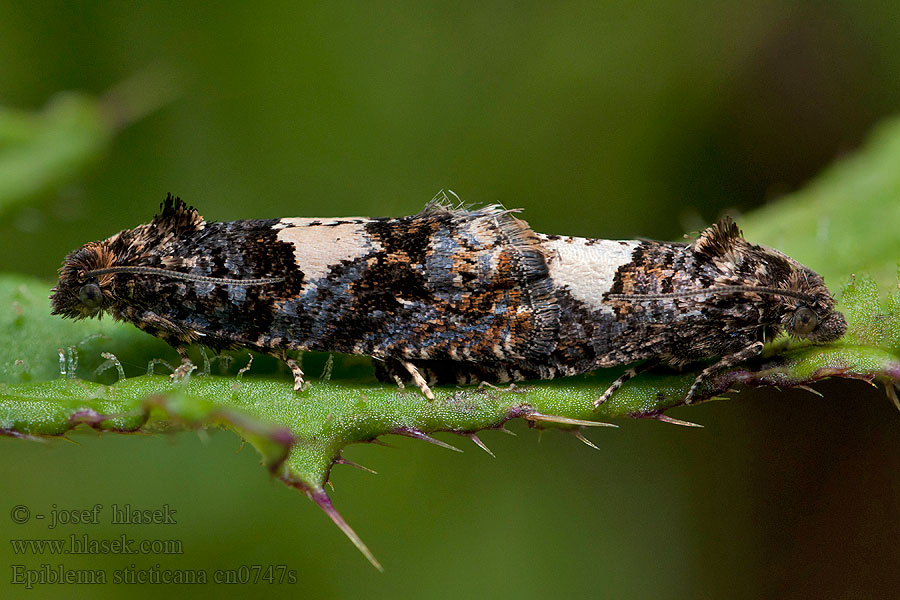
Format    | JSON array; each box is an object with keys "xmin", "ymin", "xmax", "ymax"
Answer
[
  {"xmin": 605, "ymin": 285, "xmax": 815, "ymax": 304},
  {"xmin": 84, "ymin": 266, "xmax": 284, "ymax": 286}
]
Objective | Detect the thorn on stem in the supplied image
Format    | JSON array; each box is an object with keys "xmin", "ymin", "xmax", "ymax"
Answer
[
  {"xmin": 335, "ymin": 457, "xmax": 378, "ymax": 474},
  {"xmin": 395, "ymin": 429, "xmax": 463, "ymax": 452},
  {"xmin": 655, "ymin": 414, "xmax": 704, "ymax": 428},
  {"xmin": 525, "ymin": 413, "xmax": 618, "ymax": 428},
  {"xmin": 794, "ymin": 384, "xmax": 824, "ymax": 398},
  {"xmin": 572, "ymin": 430, "xmax": 600, "ymax": 451},
  {"xmin": 467, "ymin": 433, "xmax": 495, "ymax": 457},
  {"xmin": 885, "ymin": 383, "xmax": 900, "ymax": 412},
  {"xmin": 308, "ymin": 488, "xmax": 383, "ymax": 571},
  {"xmin": 0, "ymin": 429, "xmax": 45, "ymax": 442}
]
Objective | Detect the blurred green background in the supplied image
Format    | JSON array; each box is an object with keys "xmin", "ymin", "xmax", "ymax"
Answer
[{"xmin": 1, "ymin": 2, "xmax": 899, "ymax": 598}]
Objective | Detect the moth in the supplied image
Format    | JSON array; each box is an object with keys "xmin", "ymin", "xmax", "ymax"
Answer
[{"xmin": 51, "ymin": 195, "xmax": 847, "ymax": 405}]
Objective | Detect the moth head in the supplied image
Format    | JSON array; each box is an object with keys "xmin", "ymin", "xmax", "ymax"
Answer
[
  {"xmin": 692, "ymin": 218, "xmax": 846, "ymax": 343},
  {"xmin": 50, "ymin": 239, "xmax": 123, "ymax": 319},
  {"xmin": 772, "ymin": 263, "xmax": 847, "ymax": 343},
  {"xmin": 736, "ymin": 244, "xmax": 847, "ymax": 343},
  {"xmin": 50, "ymin": 194, "xmax": 205, "ymax": 320}
]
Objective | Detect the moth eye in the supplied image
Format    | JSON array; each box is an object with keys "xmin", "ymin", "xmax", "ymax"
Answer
[
  {"xmin": 791, "ymin": 306, "xmax": 818, "ymax": 335},
  {"xmin": 78, "ymin": 283, "xmax": 103, "ymax": 308}
]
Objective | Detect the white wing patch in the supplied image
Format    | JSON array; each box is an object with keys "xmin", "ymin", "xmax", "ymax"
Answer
[
  {"xmin": 275, "ymin": 218, "xmax": 382, "ymax": 284},
  {"xmin": 543, "ymin": 236, "xmax": 638, "ymax": 314}
]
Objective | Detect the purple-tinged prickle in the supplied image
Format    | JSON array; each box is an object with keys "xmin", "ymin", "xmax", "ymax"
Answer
[
  {"xmin": 524, "ymin": 412, "xmax": 617, "ymax": 429},
  {"xmin": 392, "ymin": 427, "xmax": 463, "ymax": 452},
  {"xmin": 280, "ymin": 478, "xmax": 382, "ymax": 572},
  {"xmin": 466, "ymin": 433, "xmax": 495, "ymax": 457}
]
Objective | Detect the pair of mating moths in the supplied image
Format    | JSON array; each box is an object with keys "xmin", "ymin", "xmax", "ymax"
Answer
[{"xmin": 51, "ymin": 196, "xmax": 846, "ymax": 405}]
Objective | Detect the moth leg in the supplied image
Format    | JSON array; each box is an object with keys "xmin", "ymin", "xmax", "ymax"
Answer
[
  {"xmin": 593, "ymin": 359, "xmax": 660, "ymax": 409},
  {"xmin": 477, "ymin": 381, "xmax": 522, "ymax": 394},
  {"xmin": 372, "ymin": 358, "xmax": 407, "ymax": 391},
  {"xmin": 477, "ymin": 380, "xmax": 501, "ymax": 392},
  {"xmin": 171, "ymin": 347, "xmax": 196, "ymax": 380},
  {"xmin": 401, "ymin": 360, "xmax": 435, "ymax": 401},
  {"xmin": 684, "ymin": 341, "xmax": 764, "ymax": 404},
  {"xmin": 285, "ymin": 358, "xmax": 305, "ymax": 392}
]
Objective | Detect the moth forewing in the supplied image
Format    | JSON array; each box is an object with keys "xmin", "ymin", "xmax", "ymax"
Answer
[{"xmin": 51, "ymin": 195, "xmax": 846, "ymax": 405}]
